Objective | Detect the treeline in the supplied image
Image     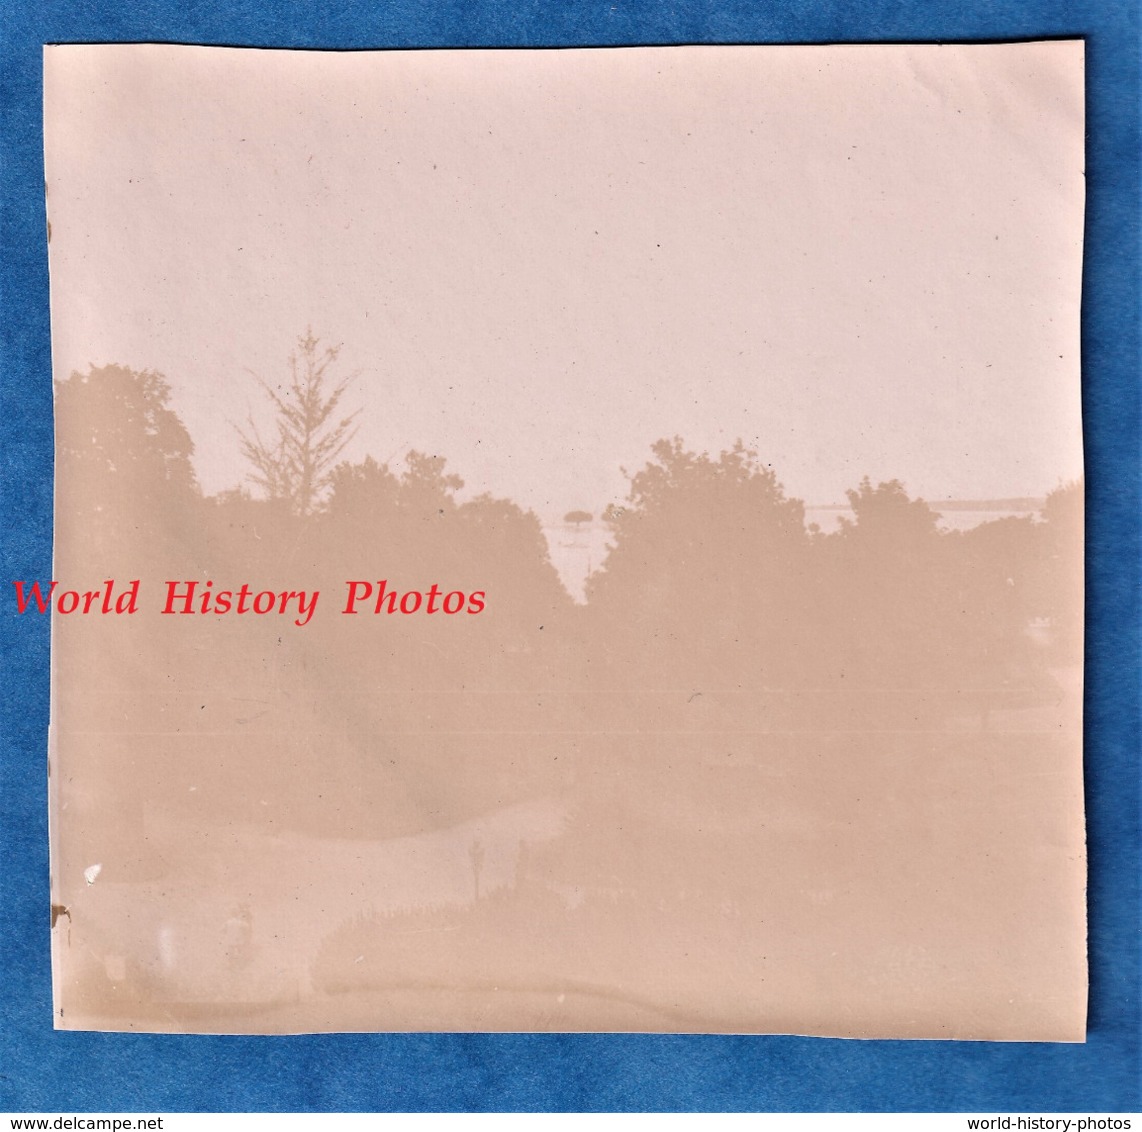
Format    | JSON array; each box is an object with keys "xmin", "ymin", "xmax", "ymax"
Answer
[{"xmin": 53, "ymin": 357, "xmax": 1082, "ymax": 711}]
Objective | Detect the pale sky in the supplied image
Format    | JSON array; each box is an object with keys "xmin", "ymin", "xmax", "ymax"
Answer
[{"xmin": 44, "ymin": 42, "xmax": 1085, "ymax": 517}]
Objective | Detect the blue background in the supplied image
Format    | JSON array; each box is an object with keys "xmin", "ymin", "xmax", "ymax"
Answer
[{"xmin": 2, "ymin": 0, "xmax": 1138, "ymax": 1113}]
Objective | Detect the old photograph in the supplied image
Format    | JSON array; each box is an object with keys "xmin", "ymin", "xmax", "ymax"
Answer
[{"xmin": 43, "ymin": 42, "xmax": 1086, "ymax": 1038}]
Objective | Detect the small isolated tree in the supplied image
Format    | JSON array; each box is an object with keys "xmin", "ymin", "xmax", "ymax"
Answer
[{"xmin": 237, "ymin": 330, "xmax": 361, "ymax": 516}]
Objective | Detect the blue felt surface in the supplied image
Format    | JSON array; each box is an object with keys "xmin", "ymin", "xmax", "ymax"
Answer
[{"xmin": 1, "ymin": 0, "xmax": 1138, "ymax": 1113}]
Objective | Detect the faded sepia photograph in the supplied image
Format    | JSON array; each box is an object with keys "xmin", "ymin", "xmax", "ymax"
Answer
[{"xmin": 43, "ymin": 42, "xmax": 1086, "ymax": 1038}]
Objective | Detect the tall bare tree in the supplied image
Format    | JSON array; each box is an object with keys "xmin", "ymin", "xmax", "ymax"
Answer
[{"xmin": 237, "ymin": 330, "xmax": 361, "ymax": 517}]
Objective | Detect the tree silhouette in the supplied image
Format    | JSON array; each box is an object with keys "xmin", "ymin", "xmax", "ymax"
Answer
[
  {"xmin": 55, "ymin": 364, "xmax": 198, "ymax": 506},
  {"xmin": 820, "ymin": 477, "xmax": 952, "ymax": 695},
  {"xmin": 396, "ymin": 451, "xmax": 464, "ymax": 518},
  {"xmin": 237, "ymin": 330, "xmax": 360, "ymax": 517},
  {"xmin": 325, "ymin": 455, "xmax": 401, "ymax": 517},
  {"xmin": 319, "ymin": 450, "xmax": 573, "ymax": 689},
  {"xmin": 54, "ymin": 364, "xmax": 200, "ymax": 572},
  {"xmin": 838, "ymin": 476, "xmax": 940, "ymax": 541},
  {"xmin": 585, "ymin": 438, "xmax": 810, "ymax": 687}
]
